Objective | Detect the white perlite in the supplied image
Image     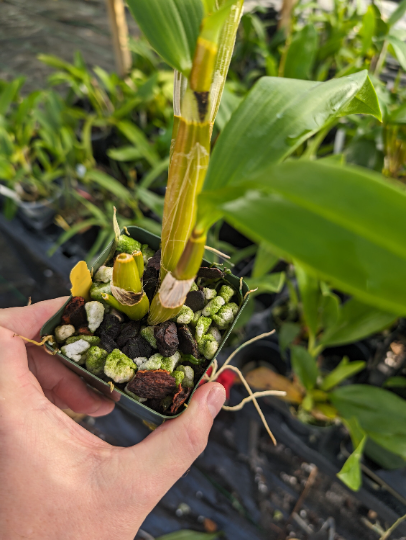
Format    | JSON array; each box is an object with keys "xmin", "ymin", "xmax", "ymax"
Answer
[
  {"xmin": 203, "ymin": 288, "xmax": 217, "ymax": 301},
  {"xmin": 55, "ymin": 325, "xmax": 75, "ymax": 343},
  {"xmin": 133, "ymin": 357, "xmax": 148, "ymax": 368},
  {"xmin": 94, "ymin": 266, "xmax": 113, "ymax": 283},
  {"xmin": 208, "ymin": 326, "xmax": 222, "ymax": 343},
  {"xmin": 85, "ymin": 301, "xmax": 105, "ymax": 332},
  {"xmin": 61, "ymin": 339, "xmax": 90, "ymax": 362}
]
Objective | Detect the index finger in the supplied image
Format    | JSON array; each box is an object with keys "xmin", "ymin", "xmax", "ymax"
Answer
[{"xmin": 0, "ymin": 297, "xmax": 69, "ymax": 339}]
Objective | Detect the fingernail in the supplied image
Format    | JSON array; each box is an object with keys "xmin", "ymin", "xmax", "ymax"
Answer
[{"xmin": 207, "ymin": 385, "xmax": 226, "ymax": 419}]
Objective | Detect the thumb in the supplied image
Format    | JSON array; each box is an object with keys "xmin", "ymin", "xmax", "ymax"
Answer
[{"xmin": 123, "ymin": 382, "xmax": 225, "ymax": 510}]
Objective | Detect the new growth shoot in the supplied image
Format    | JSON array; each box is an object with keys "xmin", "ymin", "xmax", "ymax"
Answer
[{"xmin": 150, "ymin": 0, "xmax": 245, "ymax": 324}]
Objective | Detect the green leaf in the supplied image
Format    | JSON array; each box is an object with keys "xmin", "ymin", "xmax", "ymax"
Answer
[
  {"xmin": 388, "ymin": 0, "xmax": 406, "ymax": 27},
  {"xmin": 330, "ymin": 385, "xmax": 406, "ymax": 458},
  {"xmin": 204, "ymin": 71, "xmax": 381, "ymax": 191},
  {"xmin": 49, "ymin": 218, "xmax": 100, "ymax": 256},
  {"xmin": 107, "ymin": 146, "xmax": 143, "ymax": 162},
  {"xmin": 216, "ymin": 87, "xmax": 242, "ymax": 131},
  {"xmin": 320, "ymin": 357, "xmax": 366, "ymax": 391},
  {"xmin": 360, "ymin": 6, "xmax": 376, "ymax": 54},
  {"xmin": 116, "ymin": 120, "xmax": 159, "ymax": 166},
  {"xmin": 337, "ymin": 436, "xmax": 366, "ymax": 491},
  {"xmin": 295, "ymin": 264, "xmax": 320, "ymax": 340},
  {"xmin": 319, "ymin": 284, "xmax": 340, "ymax": 330},
  {"xmin": 387, "ymin": 34, "xmax": 406, "ymax": 71},
  {"xmin": 156, "ymin": 531, "xmax": 221, "ymax": 540},
  {"xmin": 279, "ymin": 322, "xmax": 301, "ymax": 356},
  {"xmin": 290, "ymin": 345, "xmax": 319, "ymax": 391},
  {"xmin": 85, "ymin": 170, "xmax": 131, "ymax": 200},
  {"xmin": 252, "ymin": 242, "xmax": 279, "ymax": 278},
  {"xmin": 283, "ymin": 24, "xmax": 318, "ymax": 80},
  {"xmin": 338, "ymin": 73, "xmax": 382, "ymax": 120},
  {"xmin": 320, "ymin": 298, "xmax": 397, "ymax": 347},
  {"xmin": 198, "ymin": 160, "xmax": 406, "ymax": 315},
  {"xmin": 127, "ymin": 0, "xmax": 204, "ymax": 76},
  {"xmin": 246, "ymin": 272, "xmax": 285, "ymax": 294},
  {"xmin": 137, "ymin": 187, "xmax": 165, "ymax": 218},
  {"xmin": 384, "ymin": 376, "xmax": 406, "ymax": 388},
  {"xmin": 0, "ymin": 77, "xmax": 24, "ymax": 116}
]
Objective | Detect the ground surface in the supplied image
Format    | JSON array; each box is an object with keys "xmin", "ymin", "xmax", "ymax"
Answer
[{"xmin": 0, "ymin": 0, "xmax": 138, "ymax": 92}]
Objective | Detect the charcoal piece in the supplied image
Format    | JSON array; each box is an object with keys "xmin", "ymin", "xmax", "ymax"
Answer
[
  {"xmin": 170, "ymin": 385, "xmax": 192, "ymax": 414},
  {"xmin": 177, "ymin": 325, "xmax": 199, "ymax": 358},
  {"xmin": 185, "ymin": 289, "xmax": 205, "ymax": 312},
  {"xmin": 122, "ymin": 335, "xmax": 153, "ymax": 359},
  {"xmin": 95, "ymin": 313, "xmax": 121, "ymax": 340},
  {"xmin": 116, "ymin": 321, "xmax": 141, "ymax": 349},
  {"xmin": 154, "ymin": 321, "xmax": 179, "ymax": 357},
  {"xmin": 143, "ymin": 249, "xmax": 161, "ymax": 302},
  {"xmin": 197, "ymin": 266, "xmax": 224, "ymax": 280},
  {"xmin": 127, "ymin": 370, "xmax": 177, "ymax": 399},
  {"xmin": 99, "ymin": 335, "xmax": 118, "ymax": 354},
  {"xmin": 61, "ymin": 297, "xmax": 87, "ymax": 328}
]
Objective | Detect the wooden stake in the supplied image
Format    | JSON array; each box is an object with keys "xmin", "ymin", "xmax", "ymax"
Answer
[
  {"xmin": 278, "ymin": 0, "xmax": 296, "ymax": 31},
  {"xmin": 105, "ymin": 0, "xmax": 131, "ymax": 77}
]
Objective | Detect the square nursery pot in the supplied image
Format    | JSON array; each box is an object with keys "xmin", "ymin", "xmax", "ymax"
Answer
[{"xmin": 41, "ymin": 226, "xmax": 249, "ymax": 428}]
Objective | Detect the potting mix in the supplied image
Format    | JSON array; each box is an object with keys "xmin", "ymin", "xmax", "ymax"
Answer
[{"xmin": 47, "ymin": 234, "xmax": 240, "ymax": 415}]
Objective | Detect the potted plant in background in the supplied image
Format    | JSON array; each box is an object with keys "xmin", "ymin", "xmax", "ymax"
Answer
[{"xmin": 0, "ymin": 84, "xmax": 85, "ymax": 230}]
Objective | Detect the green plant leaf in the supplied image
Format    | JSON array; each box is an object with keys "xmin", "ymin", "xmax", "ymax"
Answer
[
  {"xmin": 360, "ymin": 6, "xmax": 376, "ymax": 54},
  {"xmin": 137, "ymin": 187, "xmax": 165, "ymax": 218},
  {"xmin": 115, "ymin": 120, "xmax": 159, "ymax": 166},
  {"xmin": 384, "ymin": 376, "xmax": 406, "ymax": 388},
  {"xmin": 198, "ymin": 160, "xmax": 406, "ymax": 315},
  {"xmin": 388, "ymin": 0, "xmax": 406, "ymax": 27},
  {"xmin": 252, "ymin": 242, "xmax": 279, "ymax": 278},
  {"xmin": 127, "ymin": 0, "xmax": 204, "ymax": 76},
  {"xmin": 387, "ymin": 34, "xmax": 406, "ymax": 71},
  {"xmin": 290, "ymin": 345, "xmax": 319, "ymax": 391},
  {"xmin": 319, "ymin": 284, "xmax": 340, "ymax": 330},
  {"xmin": 0, "ymin": 77, "xmax": 24, "ymax": 116},
  {"xmin": 279, "ymin": 322, "xmax": 301, "ymax": 356},
  {"xmin": 283, "ymin": 24, "xmax": 318, "ymax": 80},
  {"xmin": 338, "ymin": 75, "xmax": 382, "ymax": 120},
  {"xmin": 330, "ymin": 385, "xmax": 406, "ymax": 458},
  {"xmin": 246, "ymin": 272, "xmax": 285, "ymax": 294},
  {"xmin": 216, "ymin": 87, "xmax": 242, "ymax": 131},
  {"xmin": 107, "ymin": 146, "xmax": 143, "ymax": 161},
  {"xmin": 158, "ymin": 529, "xmax": 222, "ymax": 540},
  {"xmin": 320, "ymin": 298, "xmax": 397, "ymax": 347},
  {"xmin": 85, "ymin": 170, "xmax": 131, "ymax": 200},
  {"xmin": 320, "ymin": 357, "xmax": 366, "ymax": 391},
  {"xmin": 337, "ymin": 435, "xmax": 366, "ymax": 491},
  {"xmin": 295, "ymin": 264, "xmax": 320, "ymax": 341},
  {"xmin": 203, "ymin": 71, "xmax": 381, "ymax": 191}
]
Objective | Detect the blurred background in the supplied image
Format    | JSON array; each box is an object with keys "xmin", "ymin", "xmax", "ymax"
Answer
[{"xmin": 2, "ymin": 1, "xmax": 406, "ymax": 539}]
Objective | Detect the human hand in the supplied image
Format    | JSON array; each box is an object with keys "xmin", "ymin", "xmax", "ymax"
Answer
[{"xmin": 0, "ymin": 298, "xmax": 225, "ymax": 540}]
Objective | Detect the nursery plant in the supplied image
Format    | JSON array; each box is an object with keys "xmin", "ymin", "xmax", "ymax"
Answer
[
  {"xmin": 35, "ymin": 0, "xmax": 406, "ymax": 459},
  {"xmin": 0, "ymin": 82, "xmax": 85, "ymax": 221},
  {"xmin": 249, "ymin": 263, "xmax": 405, "ymax": 489}
]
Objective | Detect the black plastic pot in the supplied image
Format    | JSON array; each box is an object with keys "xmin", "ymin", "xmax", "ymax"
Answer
[{"xmin": 226, "ymin": 338, "xmax": 406, "ymax": 533}]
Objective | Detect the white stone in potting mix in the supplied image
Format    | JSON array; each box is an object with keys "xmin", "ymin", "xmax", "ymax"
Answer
[
  {"xmin": 139, "ymin": 353, "xmax": 163, "ymax": 371},
  {"xmin": 202, "ymin": 296, "xmax": 225, "ymax": 317},
  {"xmin": 203, "ymin": 287, "xmax": 217, "ymax": 302},
  {"xmin": 133, "ymin": 357, "xmax": 148, "ymax": 367},
  {"xmin": 94, "ymin": 266, "xmax": 113, "ymax": 283},
  {"xmin": 85, "ymin": 301, "xmax": 105, "ymax": 332},
  {"xmin": 61, "ymin": 339, "xmax": 90, "ymax": 362},
  {"xmin": 54, "ymin": 324, "xmax": 75, "ymax": 343},
  {"xmin": 176, "ymin": 305, "xmax": 194, "ymax": 324},
  {"xmin": 207, "ymin": 326, "xmax": 222, "ymax": 343}
]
